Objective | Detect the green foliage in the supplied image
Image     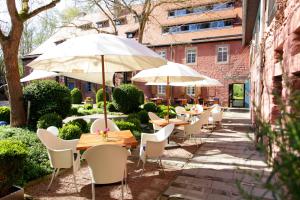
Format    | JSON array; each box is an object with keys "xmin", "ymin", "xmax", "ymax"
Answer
[
  {"xmin": 59, "ymin": 124, "xmax": 82, "ymax": 140},
  {"xmin": 97, "ymin": 101, "xmax": 104, "ymax": 108},
  {"xmin": 96, "ymin": 88, "xmax": 109, "ymax": 103},
  {"xmin": 23, "ymin": 80, "xmax": 71, "ymax": 128},
  {"xmin": 0, "ymin": 126, "xmax": 51, "ymax": 186},
  {"xmin": 0, "ymin": 139, "xmax": 27, "ymax": 197},
  {"xmin": 84, "ymin": 103, "xmax": 93, "ymax": 110},
  {"xmin": 69, "ymin": 107, "xmax": 81, "ymax": 116},
  {"xmin": 115, "ymin": 120, "xmax": 140, "ymax": 132},
  {"xmin": 37, "ymin": 113, "xmax": 62, "ymax": 129},
  {"xmin": 157, "ymin": 105, "xmax": 176, "ymax": 118},
  {"xmin": 65, "ymin": 119, "xmax": 89, "ymax": 133},
  {"xmin": 143, "ymin": 102, "xmax": 157, "ymax": 112},
  {"xmin": 107, "ymin": 102, "xmax": 118, "ymax": 112},
  {"xmin": 233, "ymin": 84, "xmax": 244, "ymax": 99},
  {"xmin": 112, "ymin": 84, "xmax": 143, "ymax": 114},
  {"xmin": 137, "ymin": 110, "xmax": 149, "ymax": 124},
  {"xmin": 138, "ymin": 90, "xmax": 145, "ymax": 105},
  {"xmin": 70, "ymin": 88, "xmax": 82, "ymax": 104},
  {"xmin": 0, "ymin": 106, "xmax": 10, "ymax": 123}
]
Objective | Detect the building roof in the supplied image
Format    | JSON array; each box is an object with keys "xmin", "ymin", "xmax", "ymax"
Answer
[{"xmin": 25, "ymin": 0, "xmax": 243, "ymax": 57}]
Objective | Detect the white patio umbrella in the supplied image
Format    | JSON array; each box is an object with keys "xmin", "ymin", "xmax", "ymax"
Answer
[
  {"xmin": 131, "ymin": 62, "xmax": 206, "ymax": 120},
  {"xmin": 28, "ymin": 33, "xmax": 166, "ymax": 128},
  {"xmin": 21, "ymin": 70, "xmax": 58, "ymax": 82}
]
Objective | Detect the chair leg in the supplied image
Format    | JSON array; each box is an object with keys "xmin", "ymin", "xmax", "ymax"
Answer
[
  {"xmin": 159, "ymin": 157, "xmax": 165, "ymax": 175},
  {"xmin": 47, "ymin": 168, "xmax": 57, "ymax": 191},
  {"xmin": 55, "ymin": 168, "xmax": 60, "ymax": 177},
  {"xmin": 137, "ymin": 158, "xmax": 140, "ymax": 167},
  {"xmin": 121, "ymin": 176, "xmax": 124, "ymax": 200},
  {"xmin": 141, "ymin": 160, "xmax": 146, "ymax": 176},
  {"xmin": 92, "ymin": 183, "xmax": 95, "ymax": 200},
  {"xmin": 73, "ymin": 167, "xmax": 79, "ymax": 193}
]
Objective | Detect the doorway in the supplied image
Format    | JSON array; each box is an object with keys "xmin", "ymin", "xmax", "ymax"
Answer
[{"xmin": 229, "ymin": 83, "xmax": 245, "ymax": 107}]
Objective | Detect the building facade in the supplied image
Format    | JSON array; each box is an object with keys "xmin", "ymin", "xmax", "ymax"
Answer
[
  {"xmin": 23, "ymin": 0, "xmax": 250, "ymax": 107},
  {"xmin": 243, "ymin": 0, "xmax": 300, "ymax": 124}
]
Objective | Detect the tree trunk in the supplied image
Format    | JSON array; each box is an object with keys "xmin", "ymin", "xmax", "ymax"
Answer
[{"xmin": 3, "ymin": 41, "xmax": 26, "ymax": 127}]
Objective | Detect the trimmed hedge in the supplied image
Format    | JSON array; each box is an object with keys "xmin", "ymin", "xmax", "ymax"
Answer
[
  {"xmin": 70, "ymin": 88, "xmax": 82, "ymax": 104},
  {"xmin": 137, "ymin": 110, "xmax": 149, "ymax": 124},
  {"xmin": 23, "ymin": 80, "xmax": 71, "ymax": 128},
  {"xmin": 84, "ymin": 103, "xmax": 93, "ymax": 110},
  {"xmin": 59, "ymin": 124, "xmax": 82, "ymax": 140},
  {"xmin": 0, "ymin": 139, "xmax": 27, "ymax": 197},
  {"xmin": 0, "ymin": 106, "xmax": 10, "ymax": 124},
  {"xmin": 112, "ymin": 84, "xmax": 143, "ymax": 114},
  {"xmin": 37, "ymin": 113, "xmax": 62, "ymax": 129},
  {"xmin": 157, "ymin": 105, "xmax": 176, "ymax": 118},
  {"xmin": 0, "ymin": 126, "xmax": 50, "ymax": 185},
  {"xmin": 96, "ymin": 88, "xmax": 109, "ymax": 103},
  {"xmin": 143, "ymin": 102, "xmax": 157, "ymax": 112},
  {"xmin": 65, "ymin": 119, "xmax": 89, "ymax": 133},
  {"xmin": 107, "ymin": 102, "xmax": 118, "ymax": 112},
  {"xmin": 97, "ymin": 101, "xmax": 104, "ymax": 108},
  {"xmin": 138, "ymin": 90, "xmax": 145, "ymax": 105}
]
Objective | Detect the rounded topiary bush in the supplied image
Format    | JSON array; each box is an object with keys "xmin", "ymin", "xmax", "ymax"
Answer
[
  {"xmin": 59, "ymin": 124, "xmax": 82, "ymax": 140},
  {"xmin": 96, "ymin": 88, "xmax": 109, "ymax": 103},
  {"xmin": 37, "ymin": 113, "xmax": 63, "ymax": 129},
  {"xmin": 0, "ymin": 106, "xmax": 10, "ymax": 124},
  {"xmin": 143, "ymin": 102, "xmax": 157, "ymax": 112},
  {"xmin": 70, "ymin": 88, "xmax": 82, "ymax": 104},
  {"xmin": 66, "ymin": 119, "xmax": 89, "ymax": 133},
  {"xmin": 138, "ymin": 90, "xmax": 145, "ymax": 105},
  {"xmin": 97, "ymin": 101, "xmax": 104, "ymax": 109},
  {"xmin": 84, "ymin": 103, "xmax": 93, "ymax": 110},
  {"xmin": 137, "ymin": 110, "xmax": 149, "ymax": 124},
  {"xmin": 112, "ymin": 84, "xmax": 143, "ymax": 114},
  {"xmin": 115, "ymin": 120, "xmax": 137, "ymax": 132},
  {"xmin": 157, "ymin": 105, "xmax": 176, "ymax": 118},
  {"xmin": 23, "ymin": 80, "xmax": 71, "ymax": 128},
  {"xmin": 0, "ymin": 140, "xmax": 27, "ymax": 197},
  {"xmin": 107, "ymin": 102, "xmax": 118, "ymax": 112},
  {"xmin": 69, "ymin": 107, "xmax": 79, "ymax": 116}
]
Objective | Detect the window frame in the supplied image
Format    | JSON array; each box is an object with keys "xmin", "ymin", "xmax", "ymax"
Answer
[
  {"xmin": 216, "ymin": 45, "xmax": 229, "ymax": 64},
  {"xmin": 157, "ymin": 50, "xmax": 167, "ymax": 59},
  {"xmin": 186, "ymin": 48, "xmax": 197, "ymax": 64},
  {"xmin": 186, "ymin": 86, "xmax": 195, "ymax": 96},
  {"xmin": 157, "ymin": 85, "xmax": 166, "ymax": 95}
]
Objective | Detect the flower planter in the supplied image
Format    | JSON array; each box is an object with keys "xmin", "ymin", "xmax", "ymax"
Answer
[{"xmin": 0, "ymin": 186, "xmax": 24, "ymax": 200}]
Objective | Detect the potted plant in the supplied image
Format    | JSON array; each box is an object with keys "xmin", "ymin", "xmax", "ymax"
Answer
[{"xmin": 0, "ymin": 140, "xmax": 28, "ymax": 200}]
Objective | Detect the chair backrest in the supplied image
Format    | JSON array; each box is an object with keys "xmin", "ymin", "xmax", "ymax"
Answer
[
  {"xmin": 148, "ymin": 112, "xmax": 161, "ymax": 120},
  {"xmin": 37, "ymin": 129, "xmax": 65, "ymax": 150},
  {"xmin": 212, "ymin": 110, "xmax": 223, "ymax": 122},
  {"xmin": 199, "ymin": 110, "xmax": 211, "ymax": 124},
  {"xmin": 175, "ymin": 106, "xmax": 186, "ymax": 115},
  {"xmin": 195, "ymin": 104, "xmax": 204, "ymax": 112},
  {"xmin": 90, "ymin": 118, "xmax": 120, "ymax": 133},
  {"xmin": 47, "ymin": 126, "xmax": 59, "ymax": 136},
  {"xmin": 185, "ymin": 118, "xmax": 204, "ymax": 135},
  {"xmin": 154, "ymin": 124, "xmax": 175, "ymax": 141},
  {"xmin": 82, "ymin": 145, "xmax": 128, "ymax": 184},
  {"xmin": 211, "ymin": 104, "xmax": 221, "ymax": 113}
]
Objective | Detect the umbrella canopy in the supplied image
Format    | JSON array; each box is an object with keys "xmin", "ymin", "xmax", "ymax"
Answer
[
  {"xmin": 28, "ymin": 33, "xmax": 166, "ymax": 128},
  {"xmin": 132, "ymin": 62, "xmax": 205, "ymax": 121},
  {"xmin": 21, "ymin": 70, "xmax": 58, "ymax": 82},
  {"xmin": 21, "ymin": 70, "xmax": 115, "ymax": 86},
  {"xmin": 131, "ymin": 62, "xmax": 205, "ymax": 83},
  {"xmin": 28, "ymin": 33, "xmax": 165, "ymax": 73}
]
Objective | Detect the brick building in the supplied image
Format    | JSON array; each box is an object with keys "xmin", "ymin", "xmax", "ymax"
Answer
[
  {"xmin": 23, "ymin": 0, "xmax": 250, "ymax": 107},
  {"xmin": 243, "ymin": 0, "xmax": 300, "ymax": 124}
]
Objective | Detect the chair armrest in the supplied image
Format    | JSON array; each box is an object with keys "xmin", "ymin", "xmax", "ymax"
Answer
[
  {"xmin": 58, "ymin": 138, "xmax": 79, "ymax": 152},
  {"xmin": 145, "ymin": 140, "xmax": 166, "ymax": 158},
  {"xmin": 47, "ymin": 149, "xmax": 74, "ymax": 168}
]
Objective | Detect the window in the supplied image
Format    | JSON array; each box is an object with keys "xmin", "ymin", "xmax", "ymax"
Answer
[
  {"xmin": 158, "ymin": 50, "xmax": 167, "ymax": 59},
  {"xmin": 114, "ymin": 18, "xmax": 127, "ymax": 26},
  {"xmin": 157, "ymin": 85, "xmax": 166, "ymax": 95},
  {"xmin": 85, "ymin": 82, "xmax": 92, "ymax": 92},
  {"xmin": 186, "ymin": 49, "xmax": 196, "ymax": 64},
  {"xmin": 162, "ymin": 19, "xmax": 233, "ymax": 34},
  {"xmin": 217, "ymin": 46, "xmax": 229, "ymax": 63},
  {"xmin": 186, "ymin": 86, "xmax": 195, "ymax": 96},
  {"xmin": 126, "ymin": 32, "xmax": 135, "ymax": 38},
  {"xmin": 96, "ymin": 20, "xmax": 109, "ymax": 28}
]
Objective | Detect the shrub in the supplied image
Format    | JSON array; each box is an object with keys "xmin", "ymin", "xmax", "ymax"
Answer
[
  {"xmin": 143, "ymin": 102, "xmax": 157, "ymax": 112},
  {"xmin": 107, "ymin": 102, "xmax": 118, "ymax": 112},
  {"xmin": 66, "ymin": 119, "xmax": 89, "ymax": 133},
  {"xmin": 69, "ymin": 107, "xmax": 80, "ymax": 116},
  {"xmin": 157, "ymin": 105, "xmax": 176, "ymax": 118},
  {"xmin": 113, "ymin": 84, "xmax": 143, "ymax": 114},
  {"xmin": 0, "ymin": 127, "xmax": 51, "ymax": 184},
  {"xmin": 70, "ymin": 88, "xmax": 82, "ymax": 104},
  {"xmin": 115, "ymin": 120, "xmax": 138, "ymax": 133},
  {"xmin": 96, "ymin": 88, "xmax": 109, "ymax": 103},
  {"xmin": 97, "ymin": 101, "xmax": 104, "ymax": 108},
  {"xmin": 137, "ymin": 110, "xmax": 149, "ymax": 124},
  {"xmin": 0, "ymin": 139, "xmax": 27, "ymax": 197},
  {"xmin": 23, "ymin": 80, "xmax": 71, "ymax": 128},
  {"xmin": 84, "ymin": 103, "xmax": 93, "ymax": 110},
  {"xmin": 37, "ymin": 113, "xmax": 62, "ymax": 129},
  {"xmin": 0, "ymin": 106, "xmax": 10, "ymax": 124},
  {"xmin": 138, "ymin": 90, "xmax": 145, "ymax": 105},
  {"xmin": 59, "ymin": 124, "xmax": 82, "ymax": 140}
]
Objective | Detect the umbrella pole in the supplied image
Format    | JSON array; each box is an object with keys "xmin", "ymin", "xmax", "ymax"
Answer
[
  {"xmin": 101, "ymin": 55, "xmax": 108, "ymax": 129},
  {"xmin": 167, "ymin": 76, "xmax": 170, "ymax": 123}
]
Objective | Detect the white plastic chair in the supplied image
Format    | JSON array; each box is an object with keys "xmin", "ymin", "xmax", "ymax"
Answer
[
  {"xmin": 82, "ymin": 145, "xmax": 130, "ymax": 200},
  {"xmin": 195, "ymin": 104, "xmax": 204, "ymax": 113},
  {"xmin": 148, "ymin": 112, "xmax": 163, "ymax": 132},
  {"xmin": 90, "ymin": 118, "xmax": 120, "ymax": 133},
  {"xmin": 183, "ymin": 118, "xmax": 205, "ymax": 145},
  {"xmin": 46, "ymin": 126, "xmax": 59, "ymax": 136},
  {"xmin": 175, "ymin": 106, "xmax": 189, "ymax": 121},
  {"xmin": 138, "ymin": 124, "xmax": 175, "ymax": 174},
  {"xmin": 209, "ymin": 110, "xmax": 223, "ymax": 129},
  {"xmin": 37, "ymin": 129, "xmax": 80, "ymax": 192}
]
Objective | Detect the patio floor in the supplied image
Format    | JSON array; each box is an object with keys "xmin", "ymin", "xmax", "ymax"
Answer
[{"xmin": 25, "ymin": 110, "xmax": 272, "ymax": 200}]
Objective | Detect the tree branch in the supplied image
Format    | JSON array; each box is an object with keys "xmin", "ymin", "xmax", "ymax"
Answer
[{"xmin": 25, "ymin": 0, "xmax": 60, "ymax": 20}]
